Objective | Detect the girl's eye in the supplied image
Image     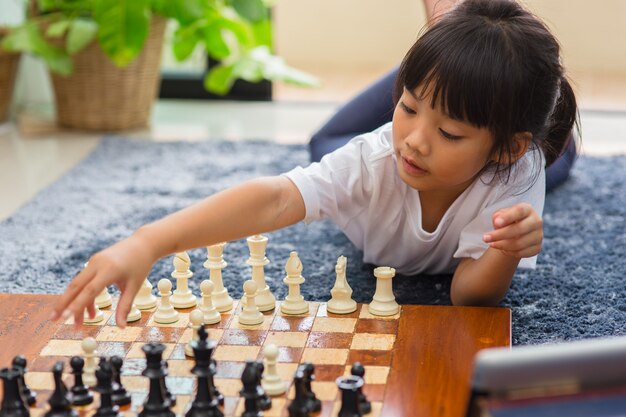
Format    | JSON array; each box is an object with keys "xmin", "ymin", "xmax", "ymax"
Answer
[
  {"xmin": 439, "ymin": 128, "xmax": 463, "ymax": 141},
  {"xmin": 400, "ymin": 102, "xmax": 416, "ymax": 115}
]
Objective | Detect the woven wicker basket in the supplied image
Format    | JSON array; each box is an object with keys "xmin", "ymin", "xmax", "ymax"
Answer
[
  {"xmin": 0, "ymin": 31, "xmax": 21, "ymax": 123},
  {"xmin": 51, "ymin": 17, "xmax": 166, "ymax": 130}
]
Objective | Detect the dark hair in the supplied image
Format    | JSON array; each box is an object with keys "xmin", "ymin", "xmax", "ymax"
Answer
[{"xmin": 395, "ymin": 0, "xmax": 579, "ymax": 181}]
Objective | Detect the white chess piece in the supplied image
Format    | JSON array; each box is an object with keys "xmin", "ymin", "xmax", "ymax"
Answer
[
  {"xmin": 126, "ymin": 303, "xmax": 142, "ymax": 323},
  {"xmin": 83, "ymin": 302, "xmax": 104, "ymax": 324},
  {"xmin": 134, "ymin": 278, "xmax": 157, "ymax": 310},
  {"xmin": 82, "ymin": 337, "xmax": 97, "ymax": 387},
  {"xmin": 204, "ymin": 243, "xmax": 233, "ymax": 312},
  {"xmin": 262, "ymin": 344, "xmax": 288, "ymax": 396},
  {"xmin": 243, "ymin": 234, "xmax": 276, "ymax": 312},
  {"xmin": 280, "ymin": 252, "xmax": 309, "ymax": 315},
  {"xmin": 185, "ymin": 309, "xmax": 204, "ymax": 357},
  {"xmin": 327, "ymin": 255, "xmax": 357, "ymax": 314},
  {"xmin": 170, "ymin": 252, "xmax": 198, "ymax": 309},
  {"xmin": 154, "ymin": 278, "xmax": 179, "ymax": 324},
  {"xmin": 238, "ymin": 280, "xmax": 264, "ymax": 326},
  {"xmin": 199, "ymin": 280, "xmax": 221, "ymax": 325},
  {"xmin": 95, "ymin": 287, "xmax": 112, "ymax": 309},
  {"xmin": 368, "ymin": 266, "xmax": 399, "ymax": 316}
]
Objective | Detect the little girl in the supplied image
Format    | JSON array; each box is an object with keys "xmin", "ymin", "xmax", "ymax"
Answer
[{"xmin": 52, "ymin": 0, "xmax": 578, "ymax": 327}]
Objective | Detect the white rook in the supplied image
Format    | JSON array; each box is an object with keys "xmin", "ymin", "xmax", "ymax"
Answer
[{"xmin": 369, "ymin": 266, "xmax": 399, "ymax": 316}]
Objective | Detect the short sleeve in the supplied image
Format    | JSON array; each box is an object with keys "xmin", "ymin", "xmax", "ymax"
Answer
[{"xmin": 454, "ymin": 152, "xmax": 546, "ymax": 269}]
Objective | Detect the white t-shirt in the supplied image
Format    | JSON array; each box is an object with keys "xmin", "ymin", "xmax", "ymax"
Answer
[{"xmin": 283, "ymin": 122, "xmax": 545, "ymax": 275}]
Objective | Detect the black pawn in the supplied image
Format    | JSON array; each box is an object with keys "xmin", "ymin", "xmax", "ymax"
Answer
[
  {"xmin": 287, "ymin": 370, "xmax": 309, "ymax": 417},
  {"xmin": 12, "ymin": 356, "xmax": 36, "ymax": 406},
  {"xmin": 69, "ymin": 356, "xmax": 93, "ymax": 406},
  {"xmin": 350, "ymin": 363, "xmax": 371, "ymax": 414},
  {"xmin": 240, "ymin": 361, "xmax": 263, "ymax": 417},
  {"xmin": 138, "ymin": 343, "xmax": 175, "ymax": 417},
  {"xmin": 255, "ymin": 362, "xmax": 271, "ymax": 411},
  {"xmin": 336, "ymin": 376, "xmax": 363, "ymax": 417},
  {"xmin": 301, "ymin": 363, "xmax": 321, "ymax": 413},
  {"xmin": 93, "ymin": 359, "xmax": 121, "ymax": 417},
  {"xmin": 109, "ymin": 356, "xmax": 131, "ymax": 406},
  {"xmin": 44, "ymin": 361, "xmax": 77, "ymax": 417},
  {"xmin": 0, "ymin": 367, "xmax": 29, "ymax": 417},
  {"xmin": 185, "ymin": 326, "xmax": 222, "ymax": 417}
]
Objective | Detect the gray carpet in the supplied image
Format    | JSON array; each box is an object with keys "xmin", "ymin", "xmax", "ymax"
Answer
[{"xmin": 0, "ymin": 137, "xmax": 624, "ymax": 345}]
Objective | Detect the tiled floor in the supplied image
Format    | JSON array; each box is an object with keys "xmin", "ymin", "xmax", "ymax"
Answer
[{"xmin": 1, "ymin": 75, "xmax": 625, "ymax": 221}]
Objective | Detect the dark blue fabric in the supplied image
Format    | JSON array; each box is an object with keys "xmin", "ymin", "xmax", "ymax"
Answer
[{"xmin": 309, "ymin": 67, "xmax": 577, "ymax": 192}]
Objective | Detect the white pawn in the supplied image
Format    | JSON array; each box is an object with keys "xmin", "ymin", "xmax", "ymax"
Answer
[
  {"xmin": 238, "ymin": 280, "xmax": 264, "ymax": 326},
  {"xmin": 327, "ymin": 255, "xmax": 357, "ymax": 314},
  {"xmin": 369, "ymin": 266, "xmax": 399, "ymax": 316},
  {"xmin": 82, "ymin": 337, "xmax": 97, "ymax": 387},
  {"xmin": 170, "ymin": 252, "xmax": 198, "ymax": 309},
  {"xmin": 280, "ymin": 252, "xmax": 309, "ymax": 315},
  {"xmin": 126, "ymin": 302, "xmax": 142, "ymax": 323},
  {"xmin": 199, "ymin": 280, "xmax": 221, "ymax": 325},
  {"xmin": 154, "ymin": 279, "xmax": 179, "ymax": 324},
  {"xmin": 83, "ymin": 302, "xmax": 104, "ymax": 324},
  {"xmin": 135, "ymin": 278, "xmax": 157, "ymax": 310},
  {"xmin": 262, "ymin": 344, "xmax": 287, "ymax": 396},
  {"xmin": 95, "ymin": 287, "xmax": 112, "ymax": 309},
  {"xmin": 185, "ymin": 309, "xmax": 204, "ymax": 357}
]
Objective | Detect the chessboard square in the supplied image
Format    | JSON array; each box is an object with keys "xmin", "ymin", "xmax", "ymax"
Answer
[
  {"xmin": 316, "ymin": 303, "xmax": 362, "ymax": 318},
  {"xmin": 147, "ymin": 312, "xmax": 190, "ymax": 327},
  {"xmin": 221, "ymin": 329, "xmax": 268, "ymax": 346},
  {"xmin": 301, "ymin": 348, "xmax": 349, "ymax": 365},
  {"xmin": 288, "ymin": 380, "xmax": 337, "ymax": 401},
  {"xmin": 355, "ymin": 318, "xmax": 399, "ymax": 334},
  {"xmin": 119, "ymin": 358, "xmax": 146, "ymax": 376},
  {"xmin": 350, "ymin": 333, "xmax": 396, "ymax": 350},
  {"xmin": 273, "ymin": 362, "xmax": 299, "ymax": 383},
  {"xmin": 171, "ymin": 394, "xmax": 192, "ymax": 416},
  {"xmin": 362, "ymin": 384, "xmax": 387, "ymax": 402},
  {"xmin": 167, "ymin": 359, "xmax": 195, "ymax": 377},
  {"xmin": 274, "ymin": 346, "xmax": 304, "ymax": 363},
  {"xmin": 96, "ymin": 325, "xmax": 143, "ymax": 342},
  {"xmin": 122, "ymin": 375, "xmax": 148, "ymax": 392},
  {"xmin": 264, "ymin": 331, "xmax": 308, "ymax": 347},
  {"xmin": 29, "ymin": 356, "xmax": 68, "ymax": 372},
  {"xmin": 359, "ymin": 304, "xmax": 401, "ymax": 320},
  {"xmin": 30, "ymin": 409, "xmax": 46, "ymax": 417},
  {"xmin": 178, "ymin": 327, "xmax": 194, "ymax": 344},
  {"xmin": 126, "ymin": 342, "xmax": 176, "ymax": 360},
  {"xmin": 166, "ymin": 376, "xmax": 195, "ymax": 395},
  {"xmin": 213, "ymin": 345, "xmax": 261, "ymax": 362},
  {"xmin": 214, "ymin": 377, "xmax": 243, "ymax": 397},
  {"xmin": 343, "ymin": 365, "xmax": 390, "ymax": 384},
  {"xmin": 306, "ymin": 332, "xmax": 353, "ymax": 349},
  {"xmin": 24, "ymin": 372, "xmax": 52, "ymax": 390},
  {"xmin": 222, "ymin": 397, "xmax": 241, "ymax": 417},
  {"xmin": 97, "ymin": 341, "xmax": 132, "ymax": 357},
  {"xmin": 169, "ymin": 343, "xmax": 188, "ymax": 360},
  {"xmin": 64, "ymin": 310, "xmax": 113, "ymax": 325},
  {"xmin": 137, "ymin": 326, "xmax": 186, "ymax": 343},
  {"xmin": 313, "ymin": 364, "xmax": 348, "ymax": 382},
  {"xmin": 40, "ymin": 340, "xmax": 84, "ymax": 356},
  {"xmin": 53, "ymin": 324, "xmax": 100, "ymax": 340},
  {"xmin": 229, "ymin": 314, "xmax": 272, "ymax": 330},
  {"xmin": 263, "ymin": 398, "xmax": 287, "ymax": 417},
  {"xmin": 347, "ymin": 350, "xmax": 393, "ymax": 367},
  {"xmin": 215, "ymin": 361, "xmax": 247, "ymax": 379},
  {"xmin": 312, "ymin": 317, "xmax": 357, "ymax": 333},
  {"xmin": 270, "ymin": 316, "xmax": 314, "ymax": 332}
]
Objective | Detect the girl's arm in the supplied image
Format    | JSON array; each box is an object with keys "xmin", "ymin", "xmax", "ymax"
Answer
[
  {"xmin": 51, "ymin": 176, "xmax": 305, "ymax": 327},
  {"xmin": 451, "ymin": 203, "xmax": 543, "ymax": 306}
]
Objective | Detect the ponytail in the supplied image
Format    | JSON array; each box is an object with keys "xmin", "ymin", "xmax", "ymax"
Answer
[{"xmin": 543, "ymin": 77, "xmax": 579, "ymax": 166}]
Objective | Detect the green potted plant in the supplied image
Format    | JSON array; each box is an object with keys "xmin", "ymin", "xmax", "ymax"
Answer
[{"xmin": 1, "ymin": 0, "xmax": 317, "ymax": 130}]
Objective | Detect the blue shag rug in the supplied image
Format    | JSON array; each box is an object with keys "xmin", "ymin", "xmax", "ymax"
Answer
[{"xmin": 0, "ymin": 137, "xmax": 624, "ymax": 345}]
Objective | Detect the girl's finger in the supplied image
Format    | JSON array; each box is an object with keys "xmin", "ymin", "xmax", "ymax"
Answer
[
  {"xmin": 492, "ymin": 204, "xmax": 532, "ymax": 228},
  {"xmin": 484, "ymin": 215, "xmax": 542, "ymax": 243},
  {"xmin": 489, "ymin": 233, "xmax": 542, "ymax": 253},
  {"xmin": 51, "ymin": 267, "xmax": 96, "ymax": 320}
]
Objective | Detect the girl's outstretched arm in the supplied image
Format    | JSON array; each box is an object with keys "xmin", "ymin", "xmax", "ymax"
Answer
[{"xmin": 51, "ymin": 176, "xmax": 305, "ymax": 327}]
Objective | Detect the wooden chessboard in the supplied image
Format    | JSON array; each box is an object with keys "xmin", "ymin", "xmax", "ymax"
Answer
[{"xmin": 0, "ymin": 294, "xmax": 510, "ymax": 417}]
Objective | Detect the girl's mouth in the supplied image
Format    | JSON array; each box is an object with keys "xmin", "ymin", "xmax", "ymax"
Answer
[{"xmin": 402, "ymin": 156, "xmax": 428, "ymax": 175}]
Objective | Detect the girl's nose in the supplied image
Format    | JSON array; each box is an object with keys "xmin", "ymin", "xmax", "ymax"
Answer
[{"xmin": 405, "ymin": 128, "xmax": 430, "ymax": 156}]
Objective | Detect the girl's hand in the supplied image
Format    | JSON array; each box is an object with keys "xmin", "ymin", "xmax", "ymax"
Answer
[
  {"xmin": 482, "ymin": 203, "xmax": 543, "ymax": 258},
  {"xmin": 50, "ymin": 234, "xmax": 157, "ymax": 328}
]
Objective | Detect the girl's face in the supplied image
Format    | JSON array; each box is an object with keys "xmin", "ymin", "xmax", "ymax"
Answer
[{"xmin": 392, "ymin": 87, "xmax": 495, "ymax": 197}]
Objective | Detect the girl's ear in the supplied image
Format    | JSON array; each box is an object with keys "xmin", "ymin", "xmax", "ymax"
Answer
[{"xmin": 492, "ymin": 132, "xmax": 532, "ymax": 165}]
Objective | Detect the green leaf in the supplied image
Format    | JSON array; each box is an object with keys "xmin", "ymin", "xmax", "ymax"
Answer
[
  {"xmin": 66, "ymin": 18, "xmax": 98, "ymax": 54},
  {"xmin": 172, "ymin": 22, "xmax": 201, "ymax": 61},
  {"xmin": 251, "ymin": 19, "xmax": 271, "ymax": 47},
  {"xmin": 94, "ymin": 0, "xmax": 150, "ymax": 67},
  {"xmin": 213, "ymin": 14, "xmax": 255, "ymax": 51},
  {"xmin": 204, "ymin": 64, "xmax": 237, "ymax": 95},
  {"xmin": 201, "ymin": 21, "xmax": 232, "ymax": 61},
  {"xmin": 231, "ymin": 0, "xmax": 268, "ymax": 23},
  {"xmin": 46, "ymin": 20, "xmax": 71, "ymax": 38}
]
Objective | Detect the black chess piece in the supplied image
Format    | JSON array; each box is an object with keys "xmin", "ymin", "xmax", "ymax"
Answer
[
  {"xmin": 138, "ymin": 343, "xmax": 175, "ymax": 417},
  {"xmin": 0, "ymin": 367, "xmax": 30, "ymax": 417},
  {"xmin": 69, "ymin": 356, "xmax": 93, "ymax": 406},
  {"xmin": 109, "ymin": 356, "xmax": 131, "ymax": 406},
  {"xmin": 336, "ymin": 375, "xmax": 363, "ymax": 417},
  {"xmin": 12, "ymin": 356, "xmax": 36, "ymax": 406},
  {"xmin": 255, "ymin": 362, "xmax": 271, "ymax": 411},
  {"xmin": 240, "ymin": 361, "xmax": 263, "ymax": 417},
  {"xmin": 301, "ymin": 363, "xmax": 321, "ymax": 413},
  {"xmin": 185, "ymin": 326, "xmax": 223, "ymax": 417},
  {"xmin": 93, "ymin": 359, "xmax": 121, "ymax": 417},
  {"xmin": 350, "ymin": 362, "xmax": 371, "ymax": 414},
  {"xmin": 287, "ymin": 369, "xmax": 309, "ymax": 417},
  {"xmin": 44, "ymin": 361, "xmax": 77, "ymax": 417}
]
